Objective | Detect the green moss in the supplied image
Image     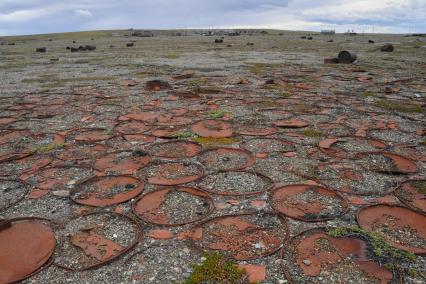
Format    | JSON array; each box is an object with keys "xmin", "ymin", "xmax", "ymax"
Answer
[
  {"xmin": 192, "ymin": 137, "xmax": 239, "ymax": 147},
  {"xmin": 22, "ymin": 77, "xmax": 59, "ymax": 84},
  {"xmin": 164, "ymin": 53, "xmax": 179, "ymax": 59},
  {"xmin": 198, "ymin": 86, "xmax": 224, "ymax": 94},
  {"xmin": 362, "ymin": 91, "xmax": 375, "ymax": 97},
  {"xmin": 182, "ymin": 252, "xmax": 254, "ymax": 284},
  {"xmin": 246, "ymin": 63, "xmax": 282, "ymax": 75},
  {"xmin": 376, "ymin": 99, "xmax": 424, "ymax": 113},
  {"xmin": 290, "ymin": 104, "xmax": 310, "ymax": 113},
  {"xmin": 264, "ymin": 84, "xmax": 280, "ymax": 90},
  {"xmin": 410, "ymin": 180, "xmax": 426, "ymax": 195},
  {"xmin": 205, "ymin": 109, "xmax": 230, "ymax": 119},
  {"xmin": 34, "ymin": 143, "xmax": 64, "ymax": 153},
  {"xmin": 407, "ymin": 268, "xmax": 426, "ymax": 280},
  {"xmin": 302, "ymin": 129, "xmax": 323, "ymax": 138},
  {"xmin": 104, "ymin": 128, "xmax": 113, "ymax": 135},
  {"xmin": 22, "ymin": 75, "xmax": 115, "ymax": 86},
  {"xmin": 326, "ymin": 226, "xmax": 417, "ymax": 274},
  {"xmin": 281, "ymin": 93, "xmax": 293, "ymax": 98},
  {"xmin": 173, "ymin": 131, "xmax": 198, "ymax": 139},
  {"xmin": 187, "ymin": 79, "xmax": 205, "ymax": 93}
]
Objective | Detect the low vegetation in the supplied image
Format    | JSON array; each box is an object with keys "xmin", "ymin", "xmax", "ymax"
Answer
[
  {"xmin": 182, "ymin": 253, "xmax": 254, "ymax": 284},
  {"xmin": 327, "ymin": 226, "xmax": 417, "ymax": 276},
  {"xmin": 376, "ymin": 99, "xmax": 424, "ymax": 113}
]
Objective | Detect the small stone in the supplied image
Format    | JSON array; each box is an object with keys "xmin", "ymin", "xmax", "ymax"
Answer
[
  {"xmin": 303, "ymin": 259, "xmax": 312, "ymax": 265},
  {"xmin": 52, "ymin": 190, "xmax": 70, "ymax": 197}
]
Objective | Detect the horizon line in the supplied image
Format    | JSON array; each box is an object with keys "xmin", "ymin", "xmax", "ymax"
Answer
[{"xmin": 1, "ymin": 27, "xmax": 422, "ymax": 38}]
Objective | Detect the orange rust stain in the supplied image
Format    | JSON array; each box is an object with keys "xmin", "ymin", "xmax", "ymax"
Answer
[{"xmin": 71, "ymin": 230, "xmax": 124, "ymax": 262}]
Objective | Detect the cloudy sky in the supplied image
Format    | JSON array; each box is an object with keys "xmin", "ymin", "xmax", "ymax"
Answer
[{"xmin": 0, "ymin": 0, "xmax": 425, "ymax": 36}]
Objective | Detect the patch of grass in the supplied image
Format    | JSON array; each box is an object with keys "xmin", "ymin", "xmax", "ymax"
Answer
[
  {"xmin": 281, "ymin": 93, "xmax": 294, "ymax": 98},
  {"xmin": 302, "ymin": 129, "xmax": 323, "ymax": 138},
  {"xmin": 264, "ymin": 83, "xmax": 280, "ymax": 90},
  {"xmin": 0, "ymin": 62, "xmax": 28, "ymax": 70},
  {"xmin": 34, "ymin": 143, "xmax": 65, "ymax": 153},
  {"xmin": 22, "ymin": 77, "xmax": 59, "ymax": 84},
  {"xmin": 57, "ymin": 76, "xmax": 115, "ymax": 83},
  {"xmin": 290, "ymin": 104, "xmax": 310, "ymax": 113},
  {"xmin": 104, "ymin": 128, "xmax": 113, "ymax": 135},
  {"xmin": 198, "ymin": 86, "xmax": 224, "ymax": 94},
  {"xmin": 22, "ymin": 76, "xmax": 115, "ymax": 85},
  {"xmin": 182, "ymin": 252, "xmax": 254, "ymax": 284},
  {"xmin": 376, "ymin": 99, "xmax": 424, "ymax": 113},
  {"xmin": 362, "ymin": 91, "xmax": 376, "ymax": 97},
  {"xmin": 173, "ymin": 131, "xmax": 198, "ymax": 139},
  {"xmin": 410, "ymin": 180, "xmax": 426, "ymax": 195},
  {"xmin": 407, "ymin": 268, "xmax": 426, "ymax": 280},
  {"xmin": 187, "ymin": 79, "xmax": 205, "ymax": 93},
  {"xmin": 205, "ymin": 109, "xmax": 230, "ymax": 119},
  {"xmin": 18, "ymin": 137, "xmax": 32, "ymax": 144},
  {"xmin": 259, "ymin": 100, "xmax": 277, "ymax": 107},
  {"xmin": 192, "ymin": 137, "xmax": 239, "ymax": 147},
  {"xmin": 135, "ymin": 72, "xmax": 145, "ymax": 79},
  {"xmin": 246, "ymin": 63, "xmax": 282, "ymax": 75},
  {"xmin": 164, "ymin": 53, "xmax": 180, "ymax": 59},
  {"xmin": 327, "ymin": 226, "xmax": 417, "ymax": 275}
]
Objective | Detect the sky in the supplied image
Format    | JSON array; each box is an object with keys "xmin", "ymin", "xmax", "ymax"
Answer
[{"xmin": 0, "ymin": 0, "xmax": 425, "ymax": 36}]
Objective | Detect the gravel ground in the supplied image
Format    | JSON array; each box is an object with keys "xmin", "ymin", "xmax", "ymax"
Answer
[{"xmin": 0, "ymin": 30, "xmax": 425, "ymax": 283}]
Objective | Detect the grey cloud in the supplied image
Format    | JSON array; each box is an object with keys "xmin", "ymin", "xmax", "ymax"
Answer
[{"xmin": 0, "ymin": 0, "xmax": 424, "ymax": 35}]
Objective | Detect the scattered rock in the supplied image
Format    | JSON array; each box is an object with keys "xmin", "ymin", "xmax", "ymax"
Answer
[
  {"xmin": 126, "ymin": 43, "xmax": 134, "ymax": 47},
  {"xmin": 52, "ymin": 190, "xmax": 70, "ymax": 197},
  {"xmin": 36, "ymin": 47, "xmax": 46, "ymax": 53}
]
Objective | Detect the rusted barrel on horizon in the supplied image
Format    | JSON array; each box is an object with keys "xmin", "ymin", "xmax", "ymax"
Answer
[
  {"xmin": 338, "ymin": 50, "xmax": 357, "ymax": 64},
  {"xmin": 381, "ymin": 44, "xmax": 394, "ymax": 52}
]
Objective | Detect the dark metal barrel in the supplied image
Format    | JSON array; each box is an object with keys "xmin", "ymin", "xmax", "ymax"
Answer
[
  {"xmin": 381, "ymin": 44, "xmax": 394, "ymax": 52},
  {"xmin": 338, "ymin": 50, "xmax": 357, "ymax": 64}
]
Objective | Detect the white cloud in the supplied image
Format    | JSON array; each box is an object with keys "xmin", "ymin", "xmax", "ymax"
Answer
[
  {"xmin": 0, "ymin": 0, "xmax": 424, "ymax": 35},
  {"xmin": 0, "ymin": 8, "xmax": 47, "ymax": 23},
  {"xmin": 74, "ymin": 9, "xmax": 93, "ymax": 18}
]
